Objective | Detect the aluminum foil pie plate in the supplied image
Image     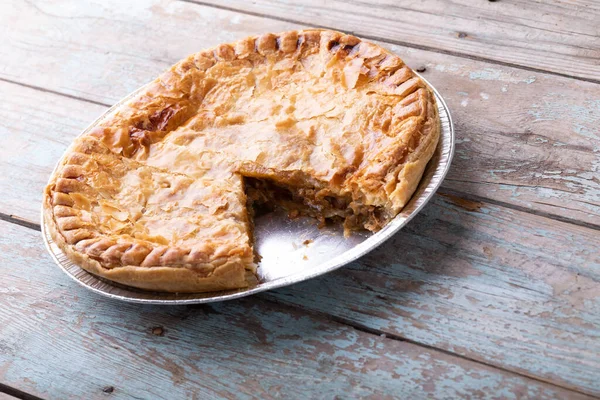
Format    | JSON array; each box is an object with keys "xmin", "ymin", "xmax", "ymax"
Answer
[{"xmin": 42, "ymin": 74, "xmax": 454, "ymax": 304}]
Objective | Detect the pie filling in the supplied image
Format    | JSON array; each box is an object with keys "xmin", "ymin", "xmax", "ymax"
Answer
[
  {"xmin": 43, "ymin": 29, "xmax": 441, "ymax": 293},
  {"xmin": 244, "ymin": 177, "xmax": 390, "ymax": 233}
]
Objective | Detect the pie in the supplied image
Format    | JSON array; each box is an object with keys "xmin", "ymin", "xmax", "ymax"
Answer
[{"xmin": 43, "ymin": 29, "xmax": 440, "ymax": 293}]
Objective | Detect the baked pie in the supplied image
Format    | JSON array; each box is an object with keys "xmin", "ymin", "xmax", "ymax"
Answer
[{"xmin": 43, "ymin": 29, "xmax": 440, "ymax": 293}]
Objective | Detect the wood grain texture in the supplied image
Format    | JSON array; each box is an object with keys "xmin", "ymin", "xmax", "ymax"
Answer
[
  {"xmin": 0, "ymin": 81, "xmax": 106, "ymax": 222},
  {"xmin": 0, "ymin": 0, "xmax": 599, "ymax": 226},
  {"xmin": 1, "ymin": 0, "xmax": 599, "ymax": 397},
  {"xmin": 262, "ymin": 193, "xmax": 600, "ymax": 395},
  {"xmin": 1, "ymin": 221, "xmax": 590, "ymax": 400},
  {"xmin": 194, "ymin": 0, "xmax": 600, "ymax": 82}
]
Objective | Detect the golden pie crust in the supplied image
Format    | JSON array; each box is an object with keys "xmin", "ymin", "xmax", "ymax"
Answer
[{"xmin": 43, "ymin": 29, "xmax": 440, "ymax": 293}]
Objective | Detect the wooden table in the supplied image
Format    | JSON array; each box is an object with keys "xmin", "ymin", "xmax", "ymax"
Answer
[{"xmin": 0, "ymin": 1, "xmax": 598, "ymax": 399}]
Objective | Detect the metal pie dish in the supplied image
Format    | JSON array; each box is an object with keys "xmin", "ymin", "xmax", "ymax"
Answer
[{"xmin": 42, "ymin": 74, "xmax": 454, "ymax": 304}]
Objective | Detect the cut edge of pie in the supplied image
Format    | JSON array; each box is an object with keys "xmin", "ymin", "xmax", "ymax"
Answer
[
  {"xmin": 43, "ymin": 29, "xmax": 441, "ymax": 293},
  {"xmin": 43, "ymin": 136, "xmax": 257, "ymax": 293}
]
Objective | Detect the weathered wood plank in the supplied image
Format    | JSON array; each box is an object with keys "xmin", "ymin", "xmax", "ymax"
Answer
[
  {"xmin": 1, "ymin": 221, "xmax": 589, "ymax": 400},
  {"xmin": 196, "ymin": 0, "xmax": 600, "ymax": 82},
  {"xmin": 0, "ymin": 0, "xmax": 598, "ymax": 225},
  {"xmin": 0, "ymin": 82, "xmax": 106, "ymax": 222},
  {"xmin": 262, "ymin": 193, "xmax": 600, "ymax": 395}
]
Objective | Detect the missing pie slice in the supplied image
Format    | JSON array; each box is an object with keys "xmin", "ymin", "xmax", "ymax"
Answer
[{"xmin": 43, "ymin": 29, "xmax": 440, "ymax": 293}]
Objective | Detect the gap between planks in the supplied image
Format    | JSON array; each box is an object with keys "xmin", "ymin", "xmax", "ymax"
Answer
[
  {"xmin": 440, "ymin": 187, "xmax": 600, "ymax": 231},
  {"xmin": 0, "ymin": 212, "xmax": 40, "ymax": 232},
  {"xmin": 179, "ymin": 0, "xmax": 600, "ymax": 86},
  {"xmin": 0, "ymin": 383, "xmax": 45, "ymax": 400},
  {"xmin": 5, "ymin": 210, "xmax": 599, "ymax": 398},
  {"xmin": 0, "ymin": 78, "xmax": 111, "ymax": 108},
  {"xmin": 324, "ymin": 313, "xmax": 600, "ymax": 399}
]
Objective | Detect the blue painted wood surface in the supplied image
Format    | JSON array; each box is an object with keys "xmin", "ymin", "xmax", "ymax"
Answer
[
  {"xmin": 0, "ymin": 0, "xmax": 599, "ymax": 398},
  {"xmin": 1, "ymin": 221, "xmax": 590, "ymax": 399},
  {"xmin": 200, "ymin": 0, "xmax": 600, "ymax": 82},
  {"xmin": 265, "ymin": 193, "xmax": 600, "ymax": 393}
]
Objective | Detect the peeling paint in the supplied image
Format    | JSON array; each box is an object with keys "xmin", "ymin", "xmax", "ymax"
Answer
[
  {"xmin": 434, "ymin": 63, "xmax": 461, "ymax": 73},
  {"xmin": 468, "ymin": 68, "xmax": 536, "ymax": 84}
]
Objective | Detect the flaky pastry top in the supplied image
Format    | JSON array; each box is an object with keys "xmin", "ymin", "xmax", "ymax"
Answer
[{"xmin": 45, "ymin": 29, "xmax": 440, "ymax": 279}]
